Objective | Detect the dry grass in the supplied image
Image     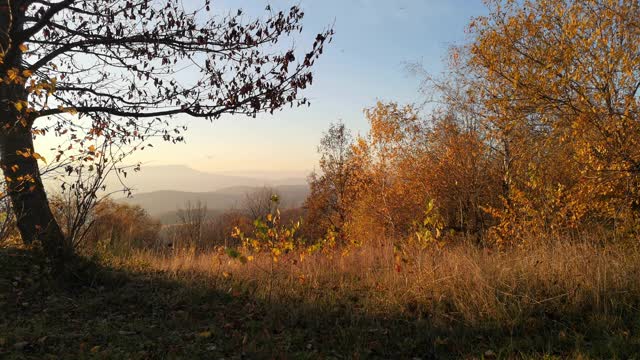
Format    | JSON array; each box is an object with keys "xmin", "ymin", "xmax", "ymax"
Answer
[
  {"xmin": 3, "ymin": 237, "xmax": 640, "ymax": 358},
  {"xmin": 127, "ymin": 238, "xmax": 640, "ymax": 330}
]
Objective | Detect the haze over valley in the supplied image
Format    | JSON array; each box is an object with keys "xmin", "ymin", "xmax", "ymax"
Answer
[{"xmin": 110, "ymin": 165, "xmax": 309, "ymax": 223}]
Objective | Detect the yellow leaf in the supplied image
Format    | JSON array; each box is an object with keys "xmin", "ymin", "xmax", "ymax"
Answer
[
  {"xmin": 6, "ymin": 68, "xmax": 18, "ymax": 83},
  {"xmin": 19, "ymin": 44, "xmax": 28, "ymax": 52},
  {"xmin": 16, "ymin": 149, "xmax": 29, "ymax": 158},
  {"xmin": 33, "ymin": 152, "xmax": 47, "ymax": 164},
  {"xmin": 22, "ymin": 69, "xmax": 32, "ymax": 78},
  {"xmin": 14, "ymin": 102, "xmax": 23, "ymax": 112},
  {"xmin": 88, "ymin": 145, "xmax": 96, "ymax": 152},
  {"xmin": 197, "ymin": 331, "xmax": 212, "ymax": 338}
]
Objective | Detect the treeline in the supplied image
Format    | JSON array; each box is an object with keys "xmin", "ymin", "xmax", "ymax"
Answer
[
  {"xmin": 305, "ymin": 0, "xmax": 640, "ymax": 247},
  {"xmin": 30, "ymin": 188, "xmax": 304, "ymax": 256},
  {"xmin": 157, "ymin": 193, "xmax": 304, "ymax": 253}
]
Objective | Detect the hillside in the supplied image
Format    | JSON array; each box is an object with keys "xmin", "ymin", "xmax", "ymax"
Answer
[
  {"xmin": 120, "ymin": 184, "xmax": 309, "ymax": 223},
  {"xmin": 105, "ymin": 165, "xmax": 307, "ymax": 193}
]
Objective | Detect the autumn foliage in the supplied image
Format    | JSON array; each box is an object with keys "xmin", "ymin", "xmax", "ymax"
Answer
[{"xmin": 305, "ymin": 0, "xmax": 640, "ymax": 247}]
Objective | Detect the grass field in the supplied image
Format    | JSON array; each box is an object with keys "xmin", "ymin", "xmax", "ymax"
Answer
[{"xmin": 2, "ymin": 239, "xmax": 640, "ymax": 359}]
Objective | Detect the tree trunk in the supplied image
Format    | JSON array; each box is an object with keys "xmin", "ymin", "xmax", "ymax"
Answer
[
  {"xmin": 0, "ymin": 1, "xmax": 69, "ymax": 264},
  {"xmin": 0, "ymin": 127, "xmax": 69, "ymax": 260}
]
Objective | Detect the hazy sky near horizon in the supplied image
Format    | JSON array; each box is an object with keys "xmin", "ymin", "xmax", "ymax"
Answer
[{"xmin": 37, "ymin": 0, "xmax": 487, "ymax": 176}]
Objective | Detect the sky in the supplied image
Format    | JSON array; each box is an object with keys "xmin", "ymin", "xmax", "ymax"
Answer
[{"xmin": 37, "ymin": 0, "xmax": 488, "ymax": 177}]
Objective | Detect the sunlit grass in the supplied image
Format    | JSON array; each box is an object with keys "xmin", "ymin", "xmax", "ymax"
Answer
[
  {"xmin": 109, "ymin": 238, "xmax": 640, "ymax": 357},
  {"xmin": 127, "ymin": 239, "xmax": 640, "ymax": 325}
]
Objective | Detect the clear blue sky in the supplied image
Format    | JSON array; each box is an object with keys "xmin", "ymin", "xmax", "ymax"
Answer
[{"xmin": 39, "ymin": 0, "xmax": 488, "ymax": 176}]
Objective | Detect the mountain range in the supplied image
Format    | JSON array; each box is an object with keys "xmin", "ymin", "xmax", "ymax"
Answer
[
  {"xmin": 108, "ymin": 165, "xmax": 307, "ymax": 193},
  {"xmin": 112, "ymin": 165, "xmax": 310, "ymax": 223}
]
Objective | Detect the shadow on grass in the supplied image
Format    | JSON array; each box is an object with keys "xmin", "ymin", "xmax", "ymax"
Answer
[{"xmin": 1, "ymin": 247, "xmax": 639, "ymax": 359}]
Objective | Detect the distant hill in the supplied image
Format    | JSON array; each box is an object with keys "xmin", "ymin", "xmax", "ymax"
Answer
[
  {"xmin": 120, "ymin": 184, "xmax": 310, "ymax": 223},
  {"xmin": 106, "ymin": 165, "xmax": 307, "ymax": 193},
  {"xmin": 212, "ymin": 185, "xmax": 311, "ymax": 206},
  {"xmin": 156, "ymin": 209, "xmax": 224, "ymax": 225}
]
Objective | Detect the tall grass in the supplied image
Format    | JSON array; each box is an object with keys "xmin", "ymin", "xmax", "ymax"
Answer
[{"xmin": 121, "ymin": 238, "xmax": 640, "ymax": 329}]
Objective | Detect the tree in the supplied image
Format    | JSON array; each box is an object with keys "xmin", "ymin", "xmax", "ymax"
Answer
[
  {"xmin": 48, "ymin": 139, "xmax": 134, "ymax": 249},
  {"xmin": 422, "ymin": 113, "xmax": 500, "ymax": 234},
  {"xmin": 360, "ymin": 102, "xmax": 430, "ymax": 240},
  {"xmin": 305, "ymin": 121, "xmax": 357, "ymax": 242},
  {"xmin": 243, "ymin": 186, "xmax": 279, "ymax": 221},
  {"xmin": 176, "ymin": 200, "xmax": 208, "ymax": 249},
  {"xmin": 86, "ymin": 199, "xmax": 159, "ymax": 254},
  {"xmin": 0, "ymin": 0, "xmax": 332, "ymax": 262},
  {"xmin": 317, "ymin": 103, "xmax": 434, "ymax": 245},
  {"xmin": 467, "ymin": 0, "xmax": 640, "ymax": 237},
  {"xmin": 416, "ymin": 62, "xmax": 503, "ymax": 235}
]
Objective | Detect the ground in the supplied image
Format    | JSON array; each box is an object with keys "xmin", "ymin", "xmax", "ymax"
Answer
[{"xmin": 1, "ymin": 246, "xmax": 639, "ymax": 359}]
